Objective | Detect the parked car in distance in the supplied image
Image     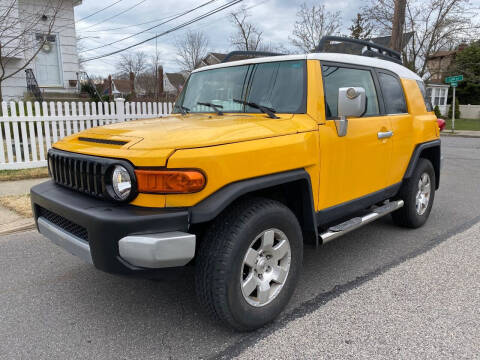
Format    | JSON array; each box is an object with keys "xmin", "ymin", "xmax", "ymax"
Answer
[{"xmin": 31, "ymin": 37, "xmax": 441, "ymax": 331}]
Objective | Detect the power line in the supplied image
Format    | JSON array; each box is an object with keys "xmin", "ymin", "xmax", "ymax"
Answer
[
  {"xmin": 80, "ymin": 11, "xmax": 182, "ymax": 33},
  {"xmin": 76, "ymin": 0, "xmax": 124, "ymax": 23},
  {"xmin": 183, "ymin": 0, "xmax": 271, "ymax": 34},
  {"xmin": 81, "ymin": 0, "xmax": 217, "ymax": 53},
  {"xmin": 81, "ymin": 0, "xmax": 244, "ymax": 63},
  {"xmin": 78, "ymin": 0, "xmax": 148, "ymax": 31}
]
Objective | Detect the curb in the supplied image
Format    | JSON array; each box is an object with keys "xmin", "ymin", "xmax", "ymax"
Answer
[
  {"xmin": 441, "ymin": 132, "xmax": 480, "ymax": 139},
  {"xmin": 0, "ymin": 218, "xmax": 35, "ymax": 236}
]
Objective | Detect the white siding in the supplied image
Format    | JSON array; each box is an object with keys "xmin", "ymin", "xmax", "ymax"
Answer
[{"xmin": 0, "ymin": 0, "xmax": 80, "ymax": 100}]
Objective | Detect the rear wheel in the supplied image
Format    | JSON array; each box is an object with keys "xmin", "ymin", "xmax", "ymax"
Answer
[
  {"xmin": 392, "ymin": 158, "xmax": 435, "ymax": 228},
  {"xmin": 195, "ymin": 198, "xmax": 303, "ymax": 331}
]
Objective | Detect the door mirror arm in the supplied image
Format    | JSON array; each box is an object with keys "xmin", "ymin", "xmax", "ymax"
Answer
[
  {"xmin": 335, "ymin": 87, "xmax": 367, "ymax": 137},
  {"xmin": 334, "ymin": 116, "xmax": 348, "ymax": 137}
]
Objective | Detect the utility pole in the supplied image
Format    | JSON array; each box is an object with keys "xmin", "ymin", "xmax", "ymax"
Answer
[{"xmin": 390, "ymin": 0, "xmax": 407, "ymax": 52}]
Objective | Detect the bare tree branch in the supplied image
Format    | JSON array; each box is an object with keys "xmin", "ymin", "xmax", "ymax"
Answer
[
  {"xmin": 116, "ymin": 51, "xmax": 148, "ymax": 78},
  {"xmin": 176, "ymin": 30, "xmax": 209, "ymax": 72},
  {"xmin": 362, "ymin": 0, "xmax": 480, "ymax": 77},
  {"xmin": 289, "ymin": 2, "xmax": 342, "ymax": 52},
  {"xmin": 229, "ymin": 6, "xmax": 263, "ymax": 51}
]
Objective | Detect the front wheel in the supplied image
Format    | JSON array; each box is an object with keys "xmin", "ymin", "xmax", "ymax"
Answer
[
  {"xmin": 195, "ymin": 198, "xmax": 303, "ymax": 331},
  {"xmin": 392, "ymin": 158, "xmax": 436, "ymax": 228}
]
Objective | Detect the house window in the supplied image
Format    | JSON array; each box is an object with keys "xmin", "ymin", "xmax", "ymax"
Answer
[
  {"xmin": 439, "ymin": 88, "xmax": 446, "ymax": 105},
  {"xmin": 433, "ymin": 87, "xmax": 447, "ymax": 106}
]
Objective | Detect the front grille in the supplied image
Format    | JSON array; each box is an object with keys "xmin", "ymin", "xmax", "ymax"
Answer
[
  {"xmin": 39, "ymin": 207, "xmax": 88, "ymax": 242},
  {"xmin": 49, "ymin": 151, "xmax": 105, "ymax": 198}
]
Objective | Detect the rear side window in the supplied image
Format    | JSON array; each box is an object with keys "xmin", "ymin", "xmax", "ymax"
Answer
[
  {"xmin": 322, "ymin": 65, "xmax": 380, "ymax": 118},
  {"xmin": 378, "ymin": 72, "xmax": 408, "ymax": 114},
  {"xmin": 416, "ymin": 80, "xmax": 433, "ymax": 112}
]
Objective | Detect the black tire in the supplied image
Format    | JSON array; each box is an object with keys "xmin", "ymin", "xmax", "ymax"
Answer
[
  {"xmin": 392, "ymin": 158, "xmax": 436, "ymax": 228},
  {"xmin": 195, "ymin": 197, "xmax": 303, "ymax": 331}
]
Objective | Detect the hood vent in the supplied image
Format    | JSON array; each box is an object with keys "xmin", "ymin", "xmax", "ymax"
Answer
[{"xmin": 78, "ymin": 137, "xmax": 128, "ymax": 146}]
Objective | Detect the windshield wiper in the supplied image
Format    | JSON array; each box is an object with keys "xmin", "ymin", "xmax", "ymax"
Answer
[
  {"xmin": 197, "ymin": 102, "xmax": 224, "ymax": 115},
  {"xmin": 233, "ymin": 99, "xmax": 279, "ymax": 119},
  {"xmin": 174, "ymin": 104, "xmax": 190, "ymax": 115}
]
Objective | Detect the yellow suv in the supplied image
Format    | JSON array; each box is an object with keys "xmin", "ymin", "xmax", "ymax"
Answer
[{"xmin": 31, "ymin": 38, "xmax": 441, "ymax": 331}]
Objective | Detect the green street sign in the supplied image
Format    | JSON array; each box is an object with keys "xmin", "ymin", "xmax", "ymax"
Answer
[
  {"xmin": 445, "ymin": 75, "xmax": 463, "ymax": 83},
  {"xmin": 451, "ymin": 82, "xmax": 458, "ymax": 87}
]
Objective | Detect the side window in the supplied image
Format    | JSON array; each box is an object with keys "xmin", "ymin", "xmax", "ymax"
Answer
[
  {"xmin": 416, "ymin": 80, "xmax": 433, "ymax": 112},
  {"xmin": 322, "ymin": 65, "xmax": 380, "ymax": 118},
  {"xmin": 378, "ymin": 72, "xmax": 408, "ymax": 114}
]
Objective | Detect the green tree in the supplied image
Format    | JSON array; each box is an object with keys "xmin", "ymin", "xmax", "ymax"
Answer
[
  {"xmin": 349, "ymin": 13, "xmax": 372, "ymax": 39},
  {"xmin": 434, "ymin": 105, "xmax": 442, "ymax": 118},
  {"xmin": 453, "ymin": 42, "xmax": 480, "ymax": 104},
  {"xmin": 447, "ymin": 97, "xmax": 461, "ymax": 119}
]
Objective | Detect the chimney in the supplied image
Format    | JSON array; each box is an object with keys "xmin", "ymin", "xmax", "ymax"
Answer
[
  {"xmin": 108, "ymin": 75, "xmax": 112, "ymax": 100},
  {"xmin": 158, "ymin": 66, "xmax": 164, "ymax": 99},
  {"xmin": 129, "ymin": 71, "xmax": 136, "ymax": 99}
]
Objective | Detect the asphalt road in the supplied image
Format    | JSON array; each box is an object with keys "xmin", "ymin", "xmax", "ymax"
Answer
[{"xmin": 1, "ymin": 136, "xmax": 479, "ymax": 360}]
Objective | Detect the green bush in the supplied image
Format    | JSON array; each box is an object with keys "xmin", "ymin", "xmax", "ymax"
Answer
[
  {"xmin": 433, "ymin": 105, "xmax": 442, "ymax": 118},
  {"xmin": 447, "ymin": 97, "xmax": 461, "ymax": 119},
  {"xmin": 81, "ymin": 82, "xmax": 102, "ymax": 102}
]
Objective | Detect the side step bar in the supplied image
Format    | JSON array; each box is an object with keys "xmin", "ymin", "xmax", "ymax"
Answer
[{"xmin": 319, "ymin": 200, "xmax": 404, "ymax": 244}]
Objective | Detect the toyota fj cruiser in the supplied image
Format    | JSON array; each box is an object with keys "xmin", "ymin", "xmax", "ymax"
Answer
[{"xmin": 31, "ymin": 37, "xmax": 441, "ymax": 331}]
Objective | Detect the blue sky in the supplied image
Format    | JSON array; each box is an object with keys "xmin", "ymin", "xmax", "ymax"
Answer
[{"xmin": 75, "ymin": 0, "xmax": 364, "ymax": 76}]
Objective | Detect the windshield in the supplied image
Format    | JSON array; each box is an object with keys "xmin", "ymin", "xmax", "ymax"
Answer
[{"xmin": 174, "ymin": 60, "xmax": 307, "ymax": 114}]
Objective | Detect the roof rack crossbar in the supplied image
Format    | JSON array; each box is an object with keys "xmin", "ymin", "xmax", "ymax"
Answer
[
  {"xmin": 314, "ymin": 36, "xmax": 403, "ymax": 65},
  {"xmin": 221, "ymin": 50, "xmax": 285, "ymax": 63}
]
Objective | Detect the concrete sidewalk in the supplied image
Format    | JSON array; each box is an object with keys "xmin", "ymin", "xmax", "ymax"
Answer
[
  {"xmin": 0, "ymin": 178, "xmax": 46, "ymax": 235},
  {"xmin": 236, "ymin": 223, "xmax": 480, "ymax": 360},
  {"xmin": 0, "ymin": 177, "xmax": 48, "ymax": 197}
]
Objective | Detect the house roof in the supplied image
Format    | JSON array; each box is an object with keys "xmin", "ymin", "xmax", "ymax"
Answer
[
  {"xmin": 112, "ymin": 79, "xmax": 131, "ymax": 94},
  {"xmin": 166, "ymin": 73, "xmax": 186, "ymax": 89},
  {"xmin": 426, "ymin": 81, "xmax": 450, "ymax": 86},
  {"xmin": 427, "ymin": 50, "xmax": 457, "ymax": 60},
  {"xmin": 203, "ymin": 52, "xmax": 266, "ymax": 65}
]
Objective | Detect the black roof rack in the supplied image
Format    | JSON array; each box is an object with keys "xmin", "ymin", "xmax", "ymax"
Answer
[
  {"xmin": 314, "ymin": 36, "xmax": 403, "ymax": 65},
  {"xmin": 221, "ymin": 50, "xmax": 285, "ymax": 63}
]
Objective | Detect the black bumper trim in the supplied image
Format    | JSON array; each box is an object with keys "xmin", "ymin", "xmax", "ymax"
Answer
[{"xmin": 31, "ymin": 180, "xmax": 189, "ymax": 273}]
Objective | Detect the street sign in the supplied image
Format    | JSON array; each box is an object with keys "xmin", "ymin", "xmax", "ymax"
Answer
[
  {"xmin": 445, "ymin": 75, "xmax": 463, "ymax": 83},
  {"xmin": 445, "ymin": 75, "xmax": 464, "ymax": 133}
]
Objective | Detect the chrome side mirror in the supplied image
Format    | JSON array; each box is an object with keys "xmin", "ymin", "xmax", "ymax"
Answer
[{"xmin": 335, "ymin": 87, "xmax": 366, "ymax": 137}]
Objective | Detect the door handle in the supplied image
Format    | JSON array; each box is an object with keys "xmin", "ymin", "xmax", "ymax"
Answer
[{"xmin": 378, "ymin": 131, "xmax": 393, "ymax": 139}]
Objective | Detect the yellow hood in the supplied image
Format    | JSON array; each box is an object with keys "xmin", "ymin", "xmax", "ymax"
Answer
[{"xmin": 53, "ymin": 113, "xmax": 317, "ymax": 166}]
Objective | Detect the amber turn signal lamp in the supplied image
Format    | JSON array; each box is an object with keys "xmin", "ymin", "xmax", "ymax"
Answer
[{"xmin": 135, "ymin": 169, "xmax": 206, "ymax": 194}]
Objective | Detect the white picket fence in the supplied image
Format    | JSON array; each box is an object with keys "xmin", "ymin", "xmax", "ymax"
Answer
[{"xmin": 0, "ymin": 99, "xmax": 174, "ymax": 170}]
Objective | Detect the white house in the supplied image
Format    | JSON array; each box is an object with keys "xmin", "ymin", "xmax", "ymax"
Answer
[
  {"xmin": 164, "ymin": 72, "xmax": 187, "ymax": 96},
  {"xmin": 425, "ymin": 83, "xmax": 450, "ymax": 115},
  {"xmin": 0, "ymin": 0, "xmax": 81, "ymax": 101}
]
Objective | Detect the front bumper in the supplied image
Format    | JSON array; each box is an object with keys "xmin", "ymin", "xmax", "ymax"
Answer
[{"xmin": 31, "ymin": 181, "xmax": 194, "ymax": 272}]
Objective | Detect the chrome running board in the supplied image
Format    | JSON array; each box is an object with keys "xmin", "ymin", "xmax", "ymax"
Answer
[{"xmin": 319, "ymin": 200, "xmax": 404, "ymax": 244}]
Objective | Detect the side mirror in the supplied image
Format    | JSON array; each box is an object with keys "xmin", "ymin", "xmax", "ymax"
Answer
[{"xmin": 335, "ymin": 87, "xmax": 366, "ymax": 137}]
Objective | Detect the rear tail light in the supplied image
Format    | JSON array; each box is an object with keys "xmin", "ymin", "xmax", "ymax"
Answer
[
  {"xmin": 135, "ymin": 169, "xmax": 206, "ymax": 194},
  {"xmin": 437, "ymin": 118, "xmax": 446, "ymax": 132}
]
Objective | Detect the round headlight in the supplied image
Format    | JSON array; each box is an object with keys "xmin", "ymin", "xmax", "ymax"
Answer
[{"xmin": 112, "ymin": 165, "xmax": 132, "ymax": 200}]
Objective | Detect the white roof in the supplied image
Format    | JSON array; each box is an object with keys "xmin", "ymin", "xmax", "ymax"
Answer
[{"xmin": 193, "ymin": 53, "xmax": 421, "ymax": 81}]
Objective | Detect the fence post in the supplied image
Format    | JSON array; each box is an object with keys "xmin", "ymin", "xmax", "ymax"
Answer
[{"xmin": 115, "ymin": 98, "xmax": 126, "ymax": 122}]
